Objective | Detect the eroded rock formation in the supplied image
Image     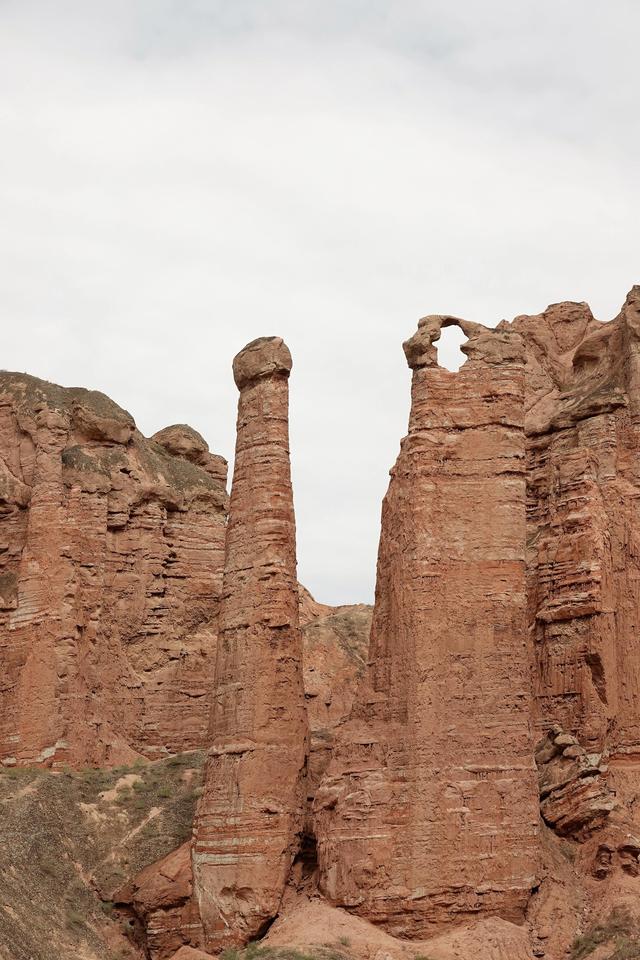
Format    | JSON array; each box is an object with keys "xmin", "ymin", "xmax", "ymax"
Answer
[
  {"xmin": 302, "ymin": 602, "xmax": 371, "ymax": 793},
  {"xmin": 0, "ymin": 374, "xmax": 228, "ymax": 767},
  {"xmin": 192, "ymin": 338, "xmax": 309, "ymax": 950},
  {"xmin": 512, "ymin": 289, "xmax": 640, "ymax": 764},
  {"xmin": 117, "ymin": 602, "xmax": 371, "ymax": 960},
  {"xmin": 6, "ymin": 288, "xmax": 640, "ymax": 960},
  {"xmin": 116, "ymin": 842, "xmax": 202, "ymax": 960},
  {"xmin": 514, "ymin": 287, "xmax": 640, "ymax": 958},
  {"xmin": 535, "ymin": 727, "xmax": 614, "ymax": 839},
  {"xmin": 314, "ymin": 316, "xmax": 540, "ymax": 936}
]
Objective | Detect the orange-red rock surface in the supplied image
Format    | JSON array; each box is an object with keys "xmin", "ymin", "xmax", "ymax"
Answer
[
  {"xmin": 6, "ymin": 289, "xmax": 640, "ymax": 960},
  {"xmin": 513, "ymin": 287, "xmax": 640, "ymax": 957},
  {"xmin": 116, "ymin": 842, "xmax": 202, "ymax": 960},
  {"xmin": 512, "ymin": 288, "xmax": 640, "ymax": 761},
  {"xmin": 0, "ymin": 374, "xmax": 228, "ymax": 767},
  {"xmin": 262, "ymin": 895, "xmax": 536, "ymax": 960},
  {"xmin": 192, "ymin": 338, "xmax": 309, "ymax": 950},
  {"xmin": 314, "ymin": 316, "xmax": 540, "ymax": 936}
]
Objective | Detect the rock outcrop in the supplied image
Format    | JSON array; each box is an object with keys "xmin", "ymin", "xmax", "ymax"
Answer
[
  {"xmin": 512, "ymin": 289, "xmax": 640, "ymax": 769},
  {"xmin": 302, "ymin": 603, "xmax": 371, "ymax": 794},
  {"xmin": 116, "ymin": 842, "xmax": 202, "ymax": 960},
  {"xmin": 192, "ymin": 338, "xmax": 309, "ymax": 950},
  {"xmin": 502, "ymin": 289, "xmax": 640, "ymax": 869},
  {"xmin": 514, "ymin": 287, "xmax": 640, "ymax": 959},
  {"xmin": 118, "ymin": 603, "xmax": 371, "ymax": 960},
  {"xmin": 314, "ymin": 317, "xmax": 540, "ymax": 936},
  {"xmin": 535, "ymin": 727, "xmax": 614, "ymax": 839},
  {"xmin": 0, "ymin": 373, "xmax": 228, "ymax": 767}
]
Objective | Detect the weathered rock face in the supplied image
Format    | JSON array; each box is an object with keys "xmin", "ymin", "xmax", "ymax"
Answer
[
  {"xmin": 119, "ymin": 601, "xmax": 371, "ymax": 960},
  {"xmin": 302, "ymin": 603, "xmax": 371, "ymax": 794},
  {"xmin": 314, "ymin": 317, "xmax": 540, "ymax": 936},
  {"xmin": 0, "ymin": 374, "xmax": 228, "ymax": 767},
  {"xmin": 511, "ymin": 288, "xmax": 640, "ymax": 766},
  {"xmin": 535, "ymin": 727, "xmax": 614, "ymax": 840},
  {"xmin": 116, "ymin": 842, "xmax": 203, "ymax": 960},
  {"xmin": 9, "ymin": 289, "xmax": 640, "ymax": 960},
  {"xmin": 192, "ymin": 338, "xmax": 309, "ymax": 950}
]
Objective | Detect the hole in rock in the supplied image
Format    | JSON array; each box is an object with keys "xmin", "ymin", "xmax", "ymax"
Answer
[{"xmin": 435, "ymin": 324, "xmax": 468, "ymax": 371}]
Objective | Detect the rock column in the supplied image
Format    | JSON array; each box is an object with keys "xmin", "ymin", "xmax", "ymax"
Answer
[
  {"xmin": 314, "ymin": 317, "xmax": 539, "ymax": 936},
  {"xmin": 193, "ymin": 337, "xmax": 308, "ymax": 949}
]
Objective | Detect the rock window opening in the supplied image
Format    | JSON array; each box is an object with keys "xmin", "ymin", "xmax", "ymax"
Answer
[{"xmin": 435, "ymin": 324, "xmax": 468, "ymax": 371}]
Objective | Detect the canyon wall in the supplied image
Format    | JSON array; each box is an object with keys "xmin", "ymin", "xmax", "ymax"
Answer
[
  {"xmin": 0, "ymin": 373, "xmax": 228, "ymax": 767},
  {"xmin": 192, "ymin": 338, "xmax": 309, "ymax": 950},
  {"xmin": 314, "ymin": 316, "xmax": 540, "ymax": 937}
]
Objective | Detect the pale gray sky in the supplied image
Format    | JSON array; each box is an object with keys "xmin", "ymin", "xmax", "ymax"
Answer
[{"xmin": 1, "ymin": 1, "xmax": 638, "ymax": 603}]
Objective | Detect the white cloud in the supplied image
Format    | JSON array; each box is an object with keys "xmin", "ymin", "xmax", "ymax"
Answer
[{"xmin": 1, "ymin": 1, "xmax": 638, "ymax": 602}]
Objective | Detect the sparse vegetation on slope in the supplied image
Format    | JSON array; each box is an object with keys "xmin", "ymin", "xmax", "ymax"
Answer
[
  {"xmin": 0, "ymin": 752, "xmax": 204, "ymax": 960},
  {"xmin": 570, "ymin": 908, "xmax": 640, "ymax": 960},
  {"xmin": 221, "ymin": 944, "xmax": 353, "ymax": 960}
]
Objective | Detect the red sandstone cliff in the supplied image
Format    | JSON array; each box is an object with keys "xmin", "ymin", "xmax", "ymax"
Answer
[{"xmin": 0, "ymin": 373, "xmax": 228, "ymax": 767}]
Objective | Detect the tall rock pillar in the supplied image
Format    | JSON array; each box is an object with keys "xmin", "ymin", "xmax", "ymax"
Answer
[
  {"xmin": 193, "ymin": 337, "xmax": 308, "ymax": 949},
  {"xmin": 314, "ymin": 317, "xmax": 539, "ymax": 937}
]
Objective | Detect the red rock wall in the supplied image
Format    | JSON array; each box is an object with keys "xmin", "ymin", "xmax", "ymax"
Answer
[
  {"xmin": 192, "ymin": 338, "xmax": 309, "ymax": 950},
  {"xmin": 514, "ymin": 288, "xmax": 640, "ymax": 960},
  {"xmin": 510, "ymin": 286, "xmax": 640, "ymax": 834},
  {"xmin": 314, "ymin": 317, "xmax": 540, "ymax": 937},
  {"xmin": 510, "ymin": 289, "xmax": 640, "ymax": 753},
  {"xmin": 0, "ymin": 374, "xmax": 228, "ymax": 767}
]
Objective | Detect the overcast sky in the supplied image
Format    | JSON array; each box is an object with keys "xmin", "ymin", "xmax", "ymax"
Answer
[{"xmin": 1, "ymin": 1, "xmax": 638, "ymax": 604}]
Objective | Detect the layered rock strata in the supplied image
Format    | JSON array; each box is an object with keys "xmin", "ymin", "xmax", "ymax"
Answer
[
  {"xmin": 192, "ymin": 338, "xmax": 309, "ymax": 949},
  {"xmin": 302, "ymin": 603, "xmax": 371, "ymax": 794},
  {"xmin": 511, "ymin": 289, "xmax": 640, "ymax": 767},
  {"xmin": 0, "ymin": 374, "xmax": 228, "ymax": 767},
  {"xmin": 314, "ymin": 317, "xmax": 540, "ymax": 936},
  {"xmin": 535, "ymin": 727, "xmax": 614, "ymax": 839},
  {"xmin": 116, "ymin": 842, "xmax": 202, "ymax": 960},
  {"xmin": 120, "ymin": 603, "xmax": 371, "ymax": 960}
]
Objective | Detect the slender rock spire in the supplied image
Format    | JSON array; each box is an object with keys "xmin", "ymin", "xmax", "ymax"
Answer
[{"xmin": 193, "ymin": 337, "xmax": 308, "ymax": 949}]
